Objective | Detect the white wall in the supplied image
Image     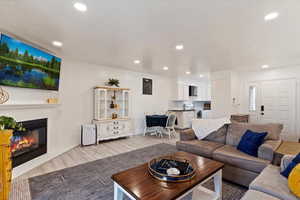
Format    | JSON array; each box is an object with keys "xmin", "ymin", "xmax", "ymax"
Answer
[
  {"xmin": 0, "ymin": 59, "xmax": 172, "ymax": 177},
  {"xmin": 237, "ymin": 66, "xmax": 300, "ymax": 141},
  {"xmin": 210, "ymin": 70, "xmax": 239, "ymax": 118}
]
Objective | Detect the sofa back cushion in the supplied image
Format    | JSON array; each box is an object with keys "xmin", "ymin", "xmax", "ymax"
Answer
[
  {"xmin": 179, "ymin": 129, "xmax": 197, "ymax": 141},
  {"xmin": 226, "ymin": 122, "xmax": 283, "ymax": 146},
  {"xmin": 203, "ymin": 124, "xmax": 228, "ymax": 144},
  {"xmin": 237, "ymin": 130, "xmax": 268, "ymax": 157}
]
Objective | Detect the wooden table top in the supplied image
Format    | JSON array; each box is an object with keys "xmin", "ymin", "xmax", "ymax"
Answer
[
  {"xmin": 111, "ymin": 151, "xmax": 224, "ymax": 200},
  {"xmin": 276, "ymin": 141, "xmax": 300, "ymax": 155}
]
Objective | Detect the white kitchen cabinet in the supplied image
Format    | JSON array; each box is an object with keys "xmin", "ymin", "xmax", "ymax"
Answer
[
  {"xmin": 172, "ymin": 81, "xmax": 211, "ymax": 101},
  {"xmin": 196, "ymin": 82, "xmax": 211, "ymax": 101},
  {"xmin": 172, "ymin": 82, "xmax": 190, "ymax": 101},
  {"xmin": 183, "ymin": 84, "xmax": 189, "ymax": 100}
]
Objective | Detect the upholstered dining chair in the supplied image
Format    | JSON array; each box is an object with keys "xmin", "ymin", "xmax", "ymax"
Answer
[
  {"xmin": 164, "ymin": 113, "xmax": 177, "ymax": 139},
  {"xmin": 144, "ymin": 112, "xmax": 161, "ymax": 137}
]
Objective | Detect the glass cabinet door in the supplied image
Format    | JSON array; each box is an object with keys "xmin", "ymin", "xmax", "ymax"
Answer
[
  {"xmin": 94, "ymin": 88, "xmax": 107, "ymax": 120},
  {"xmin": 122, "ymin": 90, "xmax": 129, "ymax": 118}
]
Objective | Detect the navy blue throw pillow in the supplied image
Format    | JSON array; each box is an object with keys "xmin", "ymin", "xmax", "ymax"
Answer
[
  {"xmin": 237, "ymin": 130, "xmax": 268, "ymax": 157},
  {"xmin": 281, "ymin": 161, "xmax": 297, "ymax": 178},
  {"xmin": 281, "ymin": 153, "xmax": 300, "ymax": 178},
  {"xmin": 292, "ymin": 153, "xmax": 300, "ymax": 163}
]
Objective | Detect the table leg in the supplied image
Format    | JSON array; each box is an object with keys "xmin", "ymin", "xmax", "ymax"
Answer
[
  {"xmin": 114, "ymin": 182, "xmax": 124, "ymax": 200},
  {"xmin": 214, "ymin": 170, "xmax": 222, "ymax": 200}
]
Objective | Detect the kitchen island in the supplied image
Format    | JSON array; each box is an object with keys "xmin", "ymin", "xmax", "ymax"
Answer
[{"xmin": 168, "ymin": 109, "xmax": 195, "ymax": 129}]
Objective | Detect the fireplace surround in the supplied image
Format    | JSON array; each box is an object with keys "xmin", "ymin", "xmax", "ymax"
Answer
[{"xmin": 11, "ymin": 118, "xmax": 47, "ymax": 168}]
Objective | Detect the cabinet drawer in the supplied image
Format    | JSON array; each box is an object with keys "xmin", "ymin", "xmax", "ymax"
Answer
[
  {"xmin": 112, "ymin": 126, "xmax": 120, "ymax": 130},
  {"xmin": 111, "ymin": 130, "xmax": 121, "ymax": 135},
  {"xmin": 112, "ymin": 121, "xmax": 120, "ymax": 125},
  {"xmin": 95, "ymin": 120, "xmax": 132, "ymax": 140},
  {"xmin": 119, "ymin": 121, "xmax": 132, "ymax": 132},
  {"xmin": 97, "ymin": 123, "xmax": 113, "ymax": 138}
]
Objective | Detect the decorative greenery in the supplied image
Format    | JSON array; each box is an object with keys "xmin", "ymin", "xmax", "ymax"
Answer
[
  {"xmin": 107, "ymin": 78, "xmax": 120, "ymax": 87},
  {"xmin": 0, "ymin": 116, "xmax": 25, "ymax": 132}
]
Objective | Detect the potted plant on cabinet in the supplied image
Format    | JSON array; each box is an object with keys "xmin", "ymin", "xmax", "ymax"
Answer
[
  {"xmin": 107, "ymin": 78, "xmax": 120, "ymax": 87},
  {"xmin": 0, "ymin": 116, "xmax": 25, "ymax": 200}
]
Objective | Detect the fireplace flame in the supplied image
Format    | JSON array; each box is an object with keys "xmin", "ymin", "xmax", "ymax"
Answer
[{"xmin": 11, "ymin": 136, "xmax": 36, "ymax": 153}]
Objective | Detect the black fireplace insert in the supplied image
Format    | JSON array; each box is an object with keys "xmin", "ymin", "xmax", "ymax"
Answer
[{"xmin": 11, "ymin": 118, "xmax": 47, "ymax": 168}]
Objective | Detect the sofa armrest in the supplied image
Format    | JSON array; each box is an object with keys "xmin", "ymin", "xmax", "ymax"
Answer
[
  {"xmin": 179, "ymin": 129, "xmax": 197, "ymax": 141},
  {"xmin": 258, "ymin": 140, "xmax": 282, "ymax": 161}
]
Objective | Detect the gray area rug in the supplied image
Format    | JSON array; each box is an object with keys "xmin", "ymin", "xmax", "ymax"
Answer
[{"xmin": 29, "ymin": 143, "xmax": 247, "ymax": 200}]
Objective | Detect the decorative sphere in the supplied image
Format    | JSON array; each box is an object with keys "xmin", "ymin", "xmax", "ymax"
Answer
[{"xmin": 167, "ymin": 168, "xmax": 180, "ymax": 176}]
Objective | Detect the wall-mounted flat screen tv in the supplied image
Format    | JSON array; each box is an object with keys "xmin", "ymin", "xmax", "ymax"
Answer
[{"xmin": 0, "ymin": 33, "xmax": 61, "ymax": 90}]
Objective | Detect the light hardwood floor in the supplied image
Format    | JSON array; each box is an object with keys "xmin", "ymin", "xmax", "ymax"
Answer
[{"xmin": 10, "ymin": 134, "xmax": 179, "ymax": 200}]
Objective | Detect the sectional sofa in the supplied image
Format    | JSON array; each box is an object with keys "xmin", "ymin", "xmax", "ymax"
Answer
[
  {"xmin": 176, "ymin": 122, "xmax": 299, "ymax": 200},
  {"xmin": 176, "ymin": 122, "xmax": 283, "ymax": 186},
  {"xmin": 242, "ymin": 155, "xmax": 299, "ymax": 200}
]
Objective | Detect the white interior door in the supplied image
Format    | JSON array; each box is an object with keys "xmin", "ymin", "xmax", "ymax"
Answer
[{"xmin": 248, "ymin": 79, "xmax": 297, "ymax": 141}]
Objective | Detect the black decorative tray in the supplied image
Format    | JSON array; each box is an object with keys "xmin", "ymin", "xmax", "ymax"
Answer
[{"xmin": 148, "ymin": 156, "xmax": 196, "ymax": 182}]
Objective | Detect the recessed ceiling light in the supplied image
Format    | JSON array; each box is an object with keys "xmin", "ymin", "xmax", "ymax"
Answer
[
  {"xmin": 264, "ymin": 12, "xmax": 279, "ymax": 21},
  {"xmin": 199, "ymin": 74, "xmax": 204, "ymax": 78},
  {"xmin": 74, "ymin": 2, "xmax": 87, "ymax": 12},
  {"xmin": 175, "ymin": 44, "xmax": 184, "ymax": 50},
  {"xmin": 133, "ymin": 60, "xmax": 141, "ymax": 64},
  {"xmin": 163, "ymin": 66, "xmax": 169, "ymax": 70},
  {"xmin": 52, "ymin": 41, "xmax": 63, "ymax": 47},
  {"xmin": 261, "ymin": 65, "xmax": 269, "ymax": 69},
  {"xmin": 186, "ymin": 71, "xmax": 191, "ymax": 75}
]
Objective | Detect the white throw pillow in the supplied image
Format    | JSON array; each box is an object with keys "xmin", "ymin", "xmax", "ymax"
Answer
[{"xmin": 281, "ymin": 155, "xmax": 296, "ymax": 172}]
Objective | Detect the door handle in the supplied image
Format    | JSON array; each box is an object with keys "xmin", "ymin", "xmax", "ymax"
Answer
[{"xmin": 260, "ymin": 105, "xmax": 265, "ymax": 115}]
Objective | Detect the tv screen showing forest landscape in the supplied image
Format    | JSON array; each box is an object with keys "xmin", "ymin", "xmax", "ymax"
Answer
[{"xmin": 0, "ymin": 34, "xmax": 61, "ymax": 90}]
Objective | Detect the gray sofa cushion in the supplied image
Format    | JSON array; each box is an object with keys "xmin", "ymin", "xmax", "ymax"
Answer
[
  {"xmin": 258, "ymin": 140, "xmax": 282, "ymax": 161},
  {"xmin": 176, "ymin": 140, "xmax": 224, "ymax": 158},
  {"xmin": 250, "ymin": 165, "xmax": 299, "ymax": 200},
  {"xmin": 213, "ymin": 145, "xmax": 270, "ymax": 173},
  {"xmin": 203, "ymin": 124, "xmax": 228, "ymax": 144},
  {"xmin": 241, "ymin": 190, "xmax": 280, "ymax": 200},
  {"xmin": 226, "ymin": 122, "xmax": 283, "ymax": 146},
  {"xmin": 222, "ymin": 164, "xmax": 258, "ymax": 187}
]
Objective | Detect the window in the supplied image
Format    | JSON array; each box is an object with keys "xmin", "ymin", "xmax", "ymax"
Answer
[{"xmin": 249, "ymin": 86, "xmax": 256, "ymax": 111}]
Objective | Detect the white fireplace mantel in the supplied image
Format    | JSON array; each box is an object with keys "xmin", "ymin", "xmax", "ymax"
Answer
[{"xmin": 0, "ymin": 103, "xmax": 60, "ymax": 110}]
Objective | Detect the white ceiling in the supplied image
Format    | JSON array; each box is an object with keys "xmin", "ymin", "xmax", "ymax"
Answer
[{"xmin": 0, "ymin": 0, "xmax": 300, "ymax": 78}]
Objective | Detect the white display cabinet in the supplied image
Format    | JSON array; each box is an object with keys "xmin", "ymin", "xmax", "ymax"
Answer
[{"xmin": 93, "ymin": 86, "xmax": 132, "ymax": 141}]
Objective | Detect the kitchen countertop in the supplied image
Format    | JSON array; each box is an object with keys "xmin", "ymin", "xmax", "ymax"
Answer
[{"xmin": 168, "ymin": 109, "xmax": 195, "ymax": 112}]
